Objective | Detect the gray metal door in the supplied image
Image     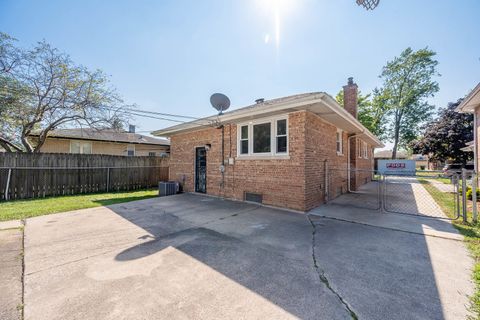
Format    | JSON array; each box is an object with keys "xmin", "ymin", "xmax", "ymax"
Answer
[{"xmin": 195, "ymin": 147, "xmax": 207, "ymax": 193}]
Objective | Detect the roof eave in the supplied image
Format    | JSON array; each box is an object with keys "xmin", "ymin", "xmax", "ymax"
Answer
[
  {"xmin": 456, "ymin": 83, "xmax": 480, "ymax": 113},
  {"xmin": 320, "ymin": 94, "xmax": 384, "ymax": 148},
  {"xmin": 152, "ymin": 92, "xmax": 384, "ymax": 148}
]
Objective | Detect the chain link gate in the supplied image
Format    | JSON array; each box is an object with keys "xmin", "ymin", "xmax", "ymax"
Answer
[
  {"xmin": 382, "ymin": 171, "xmax": 461, "ymax": 220},
  {"xmin": 324, "ymin": 167, "xmax": 465, "ymax": 221}
]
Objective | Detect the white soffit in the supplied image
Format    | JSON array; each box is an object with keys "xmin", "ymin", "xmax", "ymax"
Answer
[{"xmin": 457, "ymin": 82, "xmax": 480, "ymax": 113}]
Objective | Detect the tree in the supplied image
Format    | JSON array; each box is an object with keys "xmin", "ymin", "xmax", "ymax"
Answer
[
  {"xmin": 411, "ymin": 99, "xmax": 473, "ymax": 164},
  {"xmin": 0, "ymin": 33, "xmax": 127, "ymax": 152},
  {"xmin": 377, "ymin": 47, "xmax": 440, "ymax": 159},
  {"xmin": 336, "ymin": 88, "xmax": 388, "ymax": 138}
]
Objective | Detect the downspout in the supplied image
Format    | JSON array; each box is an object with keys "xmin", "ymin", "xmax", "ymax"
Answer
[{"xmin": 347, "ymin": 132, "xmax": 365, "ymax": 193}]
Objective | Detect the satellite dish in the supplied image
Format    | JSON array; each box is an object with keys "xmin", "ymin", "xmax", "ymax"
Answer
[{"xmin": 210, "ymin": 93, "xmax": 230, "ymax": 115}]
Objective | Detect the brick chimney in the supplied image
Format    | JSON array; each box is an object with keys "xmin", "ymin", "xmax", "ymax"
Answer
[{"xmin": 343, "ymin": 77, "xmax": 358, "ymax": 119}]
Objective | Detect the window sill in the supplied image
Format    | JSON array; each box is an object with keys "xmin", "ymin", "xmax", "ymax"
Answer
[
  {"xmin": 236, "ymin": 155, "xmax": 290, "ymax": 161},
  {"xmin": 337, "ymin": 152, "xmax": 344, "ymax": 156}
]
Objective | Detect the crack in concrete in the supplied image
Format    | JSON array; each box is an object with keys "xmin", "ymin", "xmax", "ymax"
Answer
[{"xmin": 306, "ymin": 214, "xmax": 358, "ymax": 320}]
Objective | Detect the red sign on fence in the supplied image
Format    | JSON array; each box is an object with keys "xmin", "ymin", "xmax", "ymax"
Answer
[{"xmin": 386, "ymin": 163, "xmax": 406, "ymax": 169}]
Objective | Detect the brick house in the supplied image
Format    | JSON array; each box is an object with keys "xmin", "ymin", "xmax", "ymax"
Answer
[
  {"xmin": 153, "ymin": 78, "xmax": 383, "ymax": 211},
  {"xmin": 28, "ymin": 126, "xmax": 170, "ymax": 157},
  {"xmin": 457, "ymin": 82, "xmax": 480, "ymax": 172}
]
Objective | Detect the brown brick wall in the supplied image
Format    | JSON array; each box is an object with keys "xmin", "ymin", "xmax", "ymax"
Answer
[
  {"xmin": 350, "ymin": 138, "xmax": 374, "ymax": 190},
  {"xmin": 304, "ymin": 112, "xmax": 349, "ymax": 210},
  {"xmin": 170, "ymin": 111, "xmax": 307, "ymax": 211},
  {"xmin": 169, "ymin": 110, "xmax": 374, "ymax": 211}
]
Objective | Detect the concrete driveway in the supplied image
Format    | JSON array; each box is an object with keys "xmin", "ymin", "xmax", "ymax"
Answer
[{"xmin": 24, "ymin": 193, "xmax": 473, "ymax": 320}]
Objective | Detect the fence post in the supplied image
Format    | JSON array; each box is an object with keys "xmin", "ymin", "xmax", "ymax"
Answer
[
  {"xmin": 4, "ymin": 168, "xmax": 12, "ymax": 201},
  {"xmin": 455, "ymin": 175, "xmax": 461, "ymax": 219},
  {"xmin": 106, "ymin": 167, "xmax": 110, "ymax": 193},
  {"xmin": 473, "ymin": 171, "xmax": 477, "ymax": 223},
  {"xmin": 462, "ymin": 168, "xmax": 468, "ymax": 223}
]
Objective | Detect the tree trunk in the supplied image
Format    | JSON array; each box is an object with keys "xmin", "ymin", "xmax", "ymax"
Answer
[{"xmin": 392, "ymin": 109, "xmax": 402, "ymax": 159}]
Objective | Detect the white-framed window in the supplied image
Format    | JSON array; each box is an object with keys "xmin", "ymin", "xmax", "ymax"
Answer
[
  {"xmin": 240, "ymin": 125, "xmax": 249, "ymax": 155},
  {"xmin": 70, "ymin": 140, "xmax": 92, "ymax": 154},
  {"xmin": 276, "ymin": 119, "xmax": 287, "ymax": 153},
  {"xmin": 237, "ymin": 116, "xmax": 288, "ymax": 157},
  {"xmin": 363, "ymin": 141, "xmax": 368, "ymax": 159},
  {"xmin": 336, "ymin": 129, "xmax": 343, "ymax": 155},
  {"xmin": 127, "ymin": 145, "xmax": 135, "ymax": 156}
]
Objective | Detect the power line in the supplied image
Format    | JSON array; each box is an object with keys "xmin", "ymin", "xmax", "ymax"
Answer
[
  {"xmin": 2, "ymin": 86, "xmax": 216, "ymax": 125},
  {"xmin": 121, "ymin": 107, "xmax": 204, "ymax": 120},
  {"xmin": 125, "ymin": 111, "xmax": 216, "ymax": 129}
]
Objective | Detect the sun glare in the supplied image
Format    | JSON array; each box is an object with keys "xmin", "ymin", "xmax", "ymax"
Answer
[{"xmin": 256, "ymin": 0, "xmax": 297, "ymax": 51}]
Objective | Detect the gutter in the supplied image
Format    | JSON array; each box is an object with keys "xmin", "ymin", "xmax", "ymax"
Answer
[
  {"xmin": 152, "ymin": 93, "xmax": 327, "ymax": 137},
  {"xmin": 153, "ymin": 92, "xmax": 384, "ymax": 149}
]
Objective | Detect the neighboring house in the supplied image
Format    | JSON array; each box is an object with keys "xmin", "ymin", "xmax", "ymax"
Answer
[
  {"xmin": 456, "ymin": 82, "xmax": 480, "ymax": 173},
  {"xmin": 374, "ymin": 150, "xmax": 408, "ymax": 159},
  {"xmin": 411, "ymin": 154, "xmax": 429, "ymax": 170},
  {"xmin": 152, "ymin": 78, "xmax": 384, "ymax": 212},
  {"xmin": 28, "ymin": 126, "xmax": 170, "ymax": 157}
]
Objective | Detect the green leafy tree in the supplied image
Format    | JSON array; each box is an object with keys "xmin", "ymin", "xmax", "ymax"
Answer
[
  {"xmin": 411, "ymin": 99, "xmax": 473, "ymax": 164},
  {"xmin": 336, "ymin": 88, "xmax": 387, "ymax": 138},
  {"xmin": 377, "ymin": 47, "xmax": 440, "ymax": 159},
  {"xmin": 0, "ymin": 32, "xmax": 127, "ymax": 152}
]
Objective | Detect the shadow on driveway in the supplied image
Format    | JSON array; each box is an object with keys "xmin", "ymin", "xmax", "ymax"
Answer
[{"xmin": 23, "ymin": 193, "xmax": 474, "ymax": 320}]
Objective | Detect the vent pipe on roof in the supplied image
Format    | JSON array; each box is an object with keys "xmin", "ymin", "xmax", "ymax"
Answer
[{"xmin": 128, "ymin": 125, "xmax": 136, "ymax": 133}]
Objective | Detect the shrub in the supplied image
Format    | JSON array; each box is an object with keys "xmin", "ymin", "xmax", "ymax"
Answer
[{"xmin": 466, "ymin": 188, "xmax": 480, "ymax": 200}]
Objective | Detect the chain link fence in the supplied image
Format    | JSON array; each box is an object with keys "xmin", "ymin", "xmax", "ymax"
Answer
[
  {"xmin": 324, "ymin": 167, "xmax": 475, "ymax": 221},
  {"xmin": 0, "ymin": 166, "xmax": 169, "ymax": 201},
  {"xmin": 383, "ymin": 172, "xmax": 460, "ymax": 219}
]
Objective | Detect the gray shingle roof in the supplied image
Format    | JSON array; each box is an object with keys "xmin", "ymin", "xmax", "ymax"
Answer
[
  {"xmin": 29, "ymin": 128, "xmax": 170, "ymax": 146},
  {"xmin": 374, "ymin": 150, "xmax": 408, "ymax": 159}
]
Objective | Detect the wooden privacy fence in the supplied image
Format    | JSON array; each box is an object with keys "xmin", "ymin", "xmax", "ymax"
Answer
[{"xmin": 0, "ymin": 153, "xmax": 169, "ymax": 201}]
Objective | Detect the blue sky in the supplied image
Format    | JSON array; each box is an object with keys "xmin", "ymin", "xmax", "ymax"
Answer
[{"xmin": 1, "ymin": 0, "xmax": 479, "ymax": 142}]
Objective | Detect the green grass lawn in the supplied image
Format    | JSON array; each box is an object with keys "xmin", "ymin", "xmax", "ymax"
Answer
[
  {"xmin": 0, "ymin": 189, "xmax": 159, "ymax": 222},
  {"xmin": 420, "ymin": 179, "xmax": 480, "ymax": 318},
  {"xmin": 415, "ymin": 171, "xmax": 451, "ymax": 184}
]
